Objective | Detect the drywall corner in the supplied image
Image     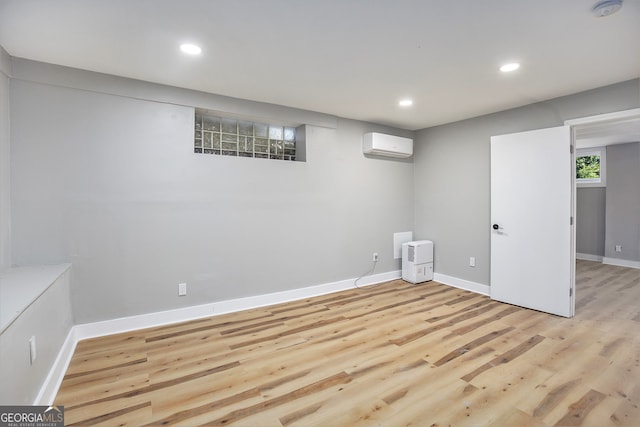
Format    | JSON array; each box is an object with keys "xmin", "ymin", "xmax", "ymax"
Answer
[{"xmin": 0, "ymin": 45, "xmax": 11, "ymax": 271}]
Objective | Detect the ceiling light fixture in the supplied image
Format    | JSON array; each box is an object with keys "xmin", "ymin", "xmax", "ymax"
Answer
[
  {"xmin": 499, "ymin": 63, "xmax": 520, "ymax": 73},
  {"xmin": 591, "ymin": 0, "xmax": 623, "ymax": 17},
  {"xmin": 399, "ymin": 99, "xmax": 413, "ymax": 107},
  {"xmin": 180, "ymin": 43, "xmax": 202, "ymax": 55}
]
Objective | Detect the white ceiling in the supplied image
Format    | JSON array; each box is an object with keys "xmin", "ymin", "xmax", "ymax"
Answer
[{"xmin": 0, "ymin": 0, "xmax": 638, "ymax": 131}]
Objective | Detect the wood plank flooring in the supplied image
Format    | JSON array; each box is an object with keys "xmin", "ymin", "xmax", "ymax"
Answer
[{"xmin": 54, "ymin": 260, "xmax": 640, "ymax": 426}]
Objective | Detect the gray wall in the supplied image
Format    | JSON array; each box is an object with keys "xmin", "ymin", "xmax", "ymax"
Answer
[
  {"xmin": 7, "ymin": 56, "xmax": 640, "ymax": 327},
  {"xmin": 576, "ymin": 187, "xmax": 606, "ymax": 257},
  {"xmin": 605, "ymin": 142, "xmax": 640, "ymax": 262},
  {"xmin": 10, "ymin": 59, "xmax": 414, "ymax": 324},
  {"xmin": 414, "ymin": 79, "xmax": 640, "ymax": 286},
  {"xmin": 0, "ymin": 46, "xmax": 10, "ymax": 271}
]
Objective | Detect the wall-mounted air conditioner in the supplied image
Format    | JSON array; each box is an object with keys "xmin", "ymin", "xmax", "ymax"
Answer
[{"xmin": 362, "ymin": 132, "xmax": 413, "ymax": 158}]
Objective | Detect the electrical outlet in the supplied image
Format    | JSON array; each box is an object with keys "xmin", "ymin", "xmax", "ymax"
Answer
[
  {"xmin": 615, "ymin": 245, "xmax": 622, "ymax": 253},
  {"xmin": 178, "ymin": 283, "xmax": 187, "ymax": 296},
  {"xmin": 29, "ymin": 336, "xmax": 37, "ymax": 365},
  {"xmin": 469, "ymin": 257, "xmax": 476, "ymax": 267},
  {"xmin": 373, "ymin": 252, "xmax": 379, "ymax": 262}
]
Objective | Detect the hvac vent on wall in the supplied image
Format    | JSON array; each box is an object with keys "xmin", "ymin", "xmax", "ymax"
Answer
[{"xmin": 363, "ymin": 132, "xmax": 413, "ymax": 158}]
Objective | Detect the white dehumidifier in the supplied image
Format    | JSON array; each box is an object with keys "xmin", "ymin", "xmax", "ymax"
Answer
[{"xmin": 402, "ymin": 240, "xmax": 433, "ymax": 284}]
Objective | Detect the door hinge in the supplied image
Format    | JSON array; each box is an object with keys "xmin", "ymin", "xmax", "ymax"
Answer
[
  {"xmin": 570, "ymin": 288, "xmax": 573, "ymax": 297},
  {"xmin": 570, "ymin": 216, "xmax": 573, "ymax": 225},
  {"xmin": 570, "ymin": 145, "xmax": 574, "ymax": 154}
]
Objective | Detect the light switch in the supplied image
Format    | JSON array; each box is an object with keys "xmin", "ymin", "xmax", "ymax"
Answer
[
  {"xmin": 178, "ymin": 283, "xmax": 187, "ymax": 296},
  {"xmin": 29, "ymin": 336, "xmax": 37, "ymax": 364}
]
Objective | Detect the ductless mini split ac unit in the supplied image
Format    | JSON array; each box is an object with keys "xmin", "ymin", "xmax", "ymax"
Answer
[{"xmin": 362, "ymin": 132, "xmax": 413, "ymax": 158}]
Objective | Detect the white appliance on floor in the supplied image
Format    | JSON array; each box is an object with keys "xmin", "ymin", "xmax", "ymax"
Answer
[{"xmin": 402, "ymin": 240, "xmax": 433, "ymax": 284}]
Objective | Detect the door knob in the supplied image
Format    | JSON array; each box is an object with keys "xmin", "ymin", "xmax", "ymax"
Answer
[{"xmin": 492, "ymin": 224, "xmax": 501, "ymax": 230}]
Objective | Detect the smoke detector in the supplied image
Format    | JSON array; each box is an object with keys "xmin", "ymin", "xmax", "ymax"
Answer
[{"xmin": 592, "ymin": 0, "xmax": 623, "ymax": 17}]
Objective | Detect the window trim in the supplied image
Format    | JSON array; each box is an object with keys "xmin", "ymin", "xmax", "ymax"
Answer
[{"xmin": 576, "ymin": 147, "xmax": 606, "ymax": 188}]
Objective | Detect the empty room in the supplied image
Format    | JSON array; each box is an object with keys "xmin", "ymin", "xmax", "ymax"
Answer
[{"xmin": 1, "ymin": 1, "xmax": 639, "ymax": 426}]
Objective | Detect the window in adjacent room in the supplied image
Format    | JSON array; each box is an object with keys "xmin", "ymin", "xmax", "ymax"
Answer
[
  {"xmin": 194, "ymin": 112, "xmax": 297, "ymax": 161},
  {"xmin": 576, "ymin": 147, "xmax": 606, "ymax": 187}
]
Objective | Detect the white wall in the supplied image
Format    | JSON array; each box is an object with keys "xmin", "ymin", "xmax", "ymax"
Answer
[
  {"xmin": 10, "ymin": 59, "xmax": 414, "ymax": 324},
  {"xmin": 414, "ymin": 79, "xmax": 640, "ymax": 286},
  {"xmin": 0, "ymin": 46, "xmax": 10, "ymax": 271},
  {"xmin": 0, "ymin": 265, "xmax": 72, "ymax": 404}
]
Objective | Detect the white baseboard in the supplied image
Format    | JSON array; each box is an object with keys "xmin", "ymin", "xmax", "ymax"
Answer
[
  {"xmin": 603, "ymin": 257, "xmax": 640, "ymax": 269},
  {"xmin": 72, "ymin": 270, "xmax": 401, "ymax": 341},
  {"xmin": 38, "ymin": 269, "xmax": 494, "ymax": 404},
  {"xmin": 36, "ymin": 270, "xmax": 400, "ymax": 404},
  {"xmin": 576, "ymin": 253, "xmax": 604, "ymax": 262},
  {"xmin": 433, "ymin": 273, "xmax": 490, "ymax": 296},
  {"xmin": 33, "ymin": 328, "xmax": 78, "ymax": 405}
]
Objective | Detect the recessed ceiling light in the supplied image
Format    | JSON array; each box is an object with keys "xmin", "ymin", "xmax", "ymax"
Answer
[
  {"xmin": 180, "ymin": 43, "xmax": 202, "ymax": 55},
  {"xmin": 499, "ymin": 63, "xmax": 520, "ymax": 73},
  {"xmin": 399, "ymin": 99, "xmax": 413, "ymax": 107}
]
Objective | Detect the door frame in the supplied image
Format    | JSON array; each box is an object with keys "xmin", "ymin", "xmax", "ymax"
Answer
[
  {"xmin": 489, "ymin": 108, "xmax": 640, "ymax": 317},
  {"xmin": 565, "ymin": 108, "xmax": 640, "ymax": 130},
  {"xmin": 565, "ymin": 108, "xmax": 640, "ymax": 316}
]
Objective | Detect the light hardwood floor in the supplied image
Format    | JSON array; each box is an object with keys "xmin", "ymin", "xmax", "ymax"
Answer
[{"xmin": 55, "ymin": 260, "xmax": 640, "ymax": 426}]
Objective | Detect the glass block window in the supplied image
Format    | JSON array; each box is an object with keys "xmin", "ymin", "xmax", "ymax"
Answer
[{"xmin": 195, "ymin": 112, "xmax": 296, "ymax": 161}]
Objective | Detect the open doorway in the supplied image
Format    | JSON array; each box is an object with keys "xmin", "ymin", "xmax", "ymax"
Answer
[
  {"xmin": 488, "ymin": 109, "xmax": 639, "ymax": 318},
  {"xmin": 568, "ymin": 109, "xmax": 640, "ymax": 311},
  {"xmin": 568, "ymin": 108, "xmax": 640, "ymax": 268}
]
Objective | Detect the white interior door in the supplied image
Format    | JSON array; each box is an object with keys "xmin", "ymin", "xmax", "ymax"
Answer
[{"xmin": 491, "ymin": 126, "xmax": 575, "ymax": 317}]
